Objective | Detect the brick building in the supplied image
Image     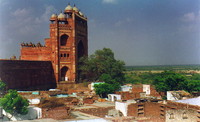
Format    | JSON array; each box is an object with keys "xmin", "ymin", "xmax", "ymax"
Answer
[
  {"xmin": 126, "ymin": 99, "xmax": 200, "ymax": 121},
  {"xmin": 116, "ymin": 84, "xmax": 161, "ymax": 101},
  {"xmin": 0, "ymin": 4, "xmax": 88, "ymax": 89}
]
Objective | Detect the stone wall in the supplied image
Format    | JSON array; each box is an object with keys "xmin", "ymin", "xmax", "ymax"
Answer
[
  {"xmin": 115, "ymin": 91, "xmax": 137, "ymax": 100},
  {"xmin": 132, "ymin": 84, "xmax": 161, "ymax": 98},
  {"xmin": 165, "ymin": 101, "xmax": 200, "ymax": 122},
  {"xmin": 0, "ymin": 60, "xmax": 56, "ymax": 90},
  {"xmin": 166, "ymin": 109, "xmax": 198, "ymax": 122},
  {"xmin": 76, "ymin": 106, "xmax": 114, "ymax": 118},
  {"xmin": 21, "ymin": 47, "xmax": 52, "ymax": 61},
  {"xmin": 42, "ymin": 107, "xmax": 70, "ymax": 120}
]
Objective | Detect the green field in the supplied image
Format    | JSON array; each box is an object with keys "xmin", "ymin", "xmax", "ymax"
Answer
[
  {"xmin": 124, "ymin": 64, "xmax": 200, "ymax": 86},
  {"xmin": 125, "ymin": 64, "xmax": 200, "ymax": 71}
]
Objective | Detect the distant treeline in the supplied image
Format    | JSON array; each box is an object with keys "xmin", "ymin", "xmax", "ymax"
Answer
[{"xmin": 125, "ymin": 64, "xmax": 200, "ymax": 71}]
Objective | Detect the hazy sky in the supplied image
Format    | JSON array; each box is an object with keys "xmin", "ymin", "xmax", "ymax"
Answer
[{"xmin": 0, "ymin": 0, "xmax": 200, "ymax": 66}]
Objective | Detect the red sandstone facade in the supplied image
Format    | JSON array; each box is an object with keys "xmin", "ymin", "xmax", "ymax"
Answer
[{"xmin": 20, "ymin": 4, "xmax": 88, "ymax": 83}]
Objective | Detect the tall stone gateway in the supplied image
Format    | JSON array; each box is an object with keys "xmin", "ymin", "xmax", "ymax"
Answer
[{"xmin": 21, "ymin": 4, "xmax": 88, "ymax": 84}]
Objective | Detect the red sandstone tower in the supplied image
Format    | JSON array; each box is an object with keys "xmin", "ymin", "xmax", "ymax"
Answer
[{"xmin": 21, "ymin": 4, "xmax": 88, "ymax": 84}]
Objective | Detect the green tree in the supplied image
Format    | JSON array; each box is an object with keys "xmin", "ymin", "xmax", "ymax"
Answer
[
  {"xmin": 94, "ymin": 83, "xmax": 120, "ymax": 98},
  {"xmin": 190, "ymin": 74, "xmax": 200, "ymax": 80},
  {"xmin": 79, "ymin": 48, "xmax": 125, "ymax": 83},
  {"xmin": 185, "ymin": 80, "xmax": 200, "ymax": 92},
  {"xmin": 153, "ymin": 71, "xmax": 188, "ymax": 92},
  {"xmin": 0, "ymin": 90, "xmax": 29, "ymax": 118},
  {"xmin": 0, "ymin": 80, "xmax": 6, "ymax": 97},
  {"xmin": 0, "ymin": 80, "xmax": 6, "ymax": 90},
  {"xmin": 125, "ymin": 73, "xmax": 141, "ymax": 84}
]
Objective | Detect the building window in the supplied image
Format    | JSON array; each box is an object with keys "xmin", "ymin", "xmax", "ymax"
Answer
[
  {"xmin": 64, "ymin": 54, "xmax": 66, "ymax": 57},
  {"xmin": 182, "ymin": 112, "xmax": 188, "ymax": 119},
  {"xmin": 60, "ymin": 54, "xmax": 63, "ymax": 57},
  {"xmin": 67, "ymin": 54, "xmax": 69, "ymax": 57},
  {"xmin": 60, "ymin": 34, "xmax": 69, "ymax": 46},
  {"xmin": 169, "ymin": 113, "xmax": 174, "ymax": 119}
]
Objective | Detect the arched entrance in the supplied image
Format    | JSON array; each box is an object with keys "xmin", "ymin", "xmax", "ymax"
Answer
[{"xmin": 60, "ymin": 66, "xmax": 69, "ymax": 81}]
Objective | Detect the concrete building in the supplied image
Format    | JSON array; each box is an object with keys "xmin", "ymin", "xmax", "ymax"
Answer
[
  {"xmin": 120, "ymin": 84, "xmax": 132, "ymax": 92},
  {"xmin": 167, "ymin": 91, "xmax": 191, "ymax": 101},
  {"xmin": 108, "ymin": 94, "xmax": 121, "ymax": 102}
]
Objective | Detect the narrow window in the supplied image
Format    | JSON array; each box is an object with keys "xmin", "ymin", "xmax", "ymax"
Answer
[
  {"xmin": 60, "ymin": 35, "xmax": 69, "ymax": 46},
  {"xmin": 182, "ymin": 112, "xmax": 188, "ymax": 119},
  {"xmin": 169, "ymin": 113, "xmax": 174, "ymax": 119}
]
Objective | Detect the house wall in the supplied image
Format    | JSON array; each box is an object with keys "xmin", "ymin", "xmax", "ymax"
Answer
[
  {"xmin": 115, "ymin": 101, "xmax": 130, "ymax": 116},
  {"xmin": 127, "ymin": 100, "xmax": 200, "ymax": 121},
  {"xmin": 108, "ymin": 94, "xmax": 121, "ymax": 102},
  {"xmin": 76, "ymin": 106, "xmax": 114, "ymax": 118},
  {"xmin": 166, "ymin": 109, "xmax": 198, "ymax": 122},
  {"xmin": 165, "ymin": 101, "xmax": 200, "ymax": 122},
  {"xmin": 143, "ymin": 84, "xmax": 150, "ymax": 95},
  {"xmin": 42, "ymin": 107, "xmax": 70, "ymax": 120},
  {"xmin": 127, "ymin": 102, "xmax": 165, "ymax": 121},
  {"xmin": 167, "ymin": 91, "xmax": 178, "ymax": 100},
  {"xmin": 121, "ymin": 85, "xmax": 132, "ymax": 92},
  {"xmin": 115, "ymin": 91, "xmax": 139, "ymax": 100}
]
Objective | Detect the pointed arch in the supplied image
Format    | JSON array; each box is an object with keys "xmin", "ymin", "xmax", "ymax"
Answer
[
  {"xmin": 60, "ymin": 66, "xmax": 69, "ymax": 81},
  {"xmin": 60, "ymin": 34, "xmax": 69, "ymax": 46}
]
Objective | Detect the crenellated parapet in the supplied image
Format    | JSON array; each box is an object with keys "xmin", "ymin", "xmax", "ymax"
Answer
[{"xmin": 21, "ymin": 42, "xmax": 45, "ymax": 47}]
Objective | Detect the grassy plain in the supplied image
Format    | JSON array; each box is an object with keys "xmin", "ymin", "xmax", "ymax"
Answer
[{"xmin": 125, "ymin": 64, "xmax": 200, "ymax": 74}]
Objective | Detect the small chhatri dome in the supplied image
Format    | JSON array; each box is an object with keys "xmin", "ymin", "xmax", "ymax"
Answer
[
  {"xmin": 58, "ymin": 12, "xmax": 66, "ymax": 19},
  {"xmin": 73, "ymin": 4, "xmax": 79, "ymax": 12},
  {"xmin": 51, "ymin": 14, "xmax": 57, "ymax": 18},
  {"xmin": 50, "ymin": 14, "xmax": 57, "ymax": 21},
  {"xmin": 79, "ymin": 11, "xmax": 84, "ymax": 16},
  {"xmin": 65, "ymin": 3, "xmax": 73, "ymax": 11}
]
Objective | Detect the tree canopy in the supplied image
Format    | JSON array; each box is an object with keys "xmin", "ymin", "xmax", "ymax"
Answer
[
  {"xmin": 152, "ymin": 71, "xmax": 200, "ymax": 93},
  {"xmin": 0, "ymin": 80, "xmax": 6, "ymax": 91},
  {"xmin": 0, "ymin": 80, "xmax": 6, "ymax": 96},
  {"xmin": 94, "ymin": 83, "xmax": 120, "ymax": 98},
  {"xmin": 0, "ymin": 89, "xmax": 29, "ymax": 117},
  {"xmin": 79, "ymin": 48, "xmax": 125, "ymax": 97},
  {"xmin": 79, "ymin": 48, "xmax": 125, "ymax": 82}
]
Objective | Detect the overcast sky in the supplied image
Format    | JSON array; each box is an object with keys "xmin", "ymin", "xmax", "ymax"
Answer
[{"xmin": 0, "ymin": 0, "xmax": 200, "ymax": 66}]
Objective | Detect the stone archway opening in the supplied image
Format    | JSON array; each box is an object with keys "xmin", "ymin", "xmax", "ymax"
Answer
[
  {"xmin": 60, "ymin": 66, "xmax": 69, "ymax": 81},
  {"xmin": 60, "ymin": 34, "xmax": 69, "ymax": 46}
]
